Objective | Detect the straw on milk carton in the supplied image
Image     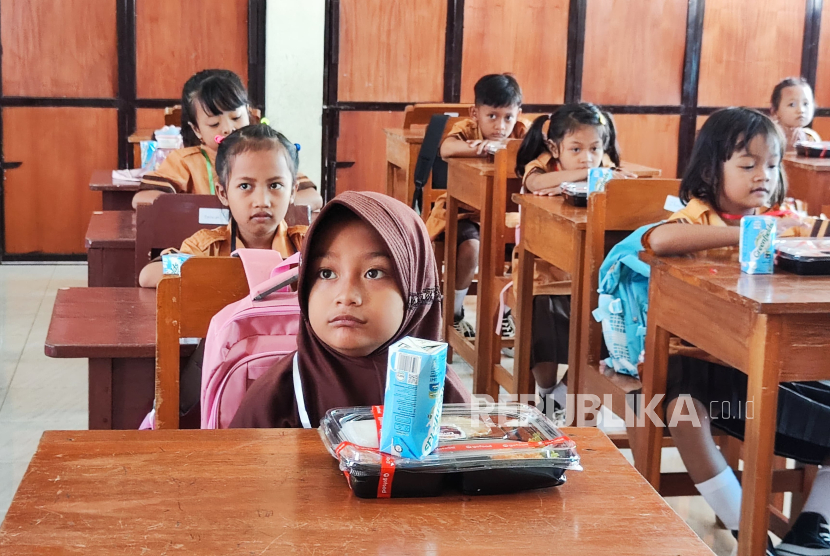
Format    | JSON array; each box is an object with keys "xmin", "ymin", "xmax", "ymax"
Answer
[
  {"xmin": 379, "ymin": 337, "xmax": 448, "ymax": 460},
  {"xmin": 739, "ymin": 216, "xmax": 776, "ymax": 274}
]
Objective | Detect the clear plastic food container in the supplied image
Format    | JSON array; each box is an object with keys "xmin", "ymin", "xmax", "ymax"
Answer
[
  {"xmin": 319, "ymin": 403, "xmax": 581, "ymax": 499},
  {"xmin": 561, "ymin": 181, "xmax": 588, "ymax": 206},
  {"xmin": 777, "ymin": 238, "xmax": 830, "ymax": 275}
]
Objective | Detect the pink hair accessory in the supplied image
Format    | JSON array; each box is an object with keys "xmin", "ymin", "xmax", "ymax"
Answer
[{"xmin": 214, "ymin": 135, "xmax": 225, "ymax": 145}]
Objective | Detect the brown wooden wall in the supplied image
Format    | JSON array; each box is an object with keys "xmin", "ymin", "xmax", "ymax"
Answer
[{"xmin": 328, "ymin": 0, "xmax": 827, "ymax": 197}]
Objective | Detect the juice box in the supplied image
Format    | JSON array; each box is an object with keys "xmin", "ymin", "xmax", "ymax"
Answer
[
  {"xmin": 739, "ymin": 216, "xmax": 776, "ymax": 274},
  {"xmin": 587, "ymin": 167, "xmax": 613, "ymax": 194},
  {"xmin": 161, "ymin": 253, "xmax": 192, "ymax": 275},
  {"xmin": 379, "ymin": 337, "xmax": 448, "ymax": 460}
]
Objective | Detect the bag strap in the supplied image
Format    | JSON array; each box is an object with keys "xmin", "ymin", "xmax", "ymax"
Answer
[
  {"xmin": 293, "ymin": 353, "xmax": 312, "ymax": 429},
  {"xmin": 412, "ymin": 114, "xmax": 450, "ymax": 212},
  {"xmin": 233, "ymin": 248, "xmax": 286, "ymax": 291}
]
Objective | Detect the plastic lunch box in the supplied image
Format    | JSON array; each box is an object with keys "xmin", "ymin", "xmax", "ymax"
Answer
[
  {"xmin": 561, "ymin": 181, "xmax": 588, "ymax": 207},
  {"xmin": 777, "ymin": 239, "xmax": 830, "ymax": 275},
  {"xmin": 318, "ymin": 403, "xmax": 581, "ymax": 499},
  {"xmin": 795, "ymin": 141, "xmax": 830, "ymax": 159}
]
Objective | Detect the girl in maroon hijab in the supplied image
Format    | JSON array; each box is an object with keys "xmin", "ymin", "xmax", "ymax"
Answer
[{"xmin": 231, "ymin": 191, "xmax": 470, "ymax": 428}]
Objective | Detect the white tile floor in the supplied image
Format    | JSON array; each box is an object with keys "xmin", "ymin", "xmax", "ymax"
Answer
[{"xmin": 0, "ymin": 264, "xmax": 760, "ymax": 553}]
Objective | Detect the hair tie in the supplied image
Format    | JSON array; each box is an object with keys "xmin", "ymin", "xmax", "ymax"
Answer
[
  {"xmin": 294, "ymin": 143, "xmax": 301, "ymax": 152},
  {"xmin": 214, "ymin": 134, "xmax": 225, "ymax": 145},
  {"xmin": 541, "ymin": 117, "xmax": 551, "ymax": 137},
  {"xmin": 260, "ymin": 117, "xmax": 270, "ymax": 126}
]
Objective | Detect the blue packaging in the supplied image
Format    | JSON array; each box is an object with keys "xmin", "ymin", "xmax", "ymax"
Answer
[
  {"xmin": 739, "ymin": 216, "xmax": 776, "ymax": 274},
  {"xmin": 588, "ymin": 167, "xmax": 613, "ymax": 194},
  {"xmin": 380, "ymin": 337, "xmax": 448, "ymax": 460},
  {"xmin": 162, "ymin": 253, "xmax": 192, "ymax": 275}
]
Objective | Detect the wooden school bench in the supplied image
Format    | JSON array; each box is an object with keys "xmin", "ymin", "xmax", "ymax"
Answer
[
  {"xmin": 782, "ymin": 153, "xmax": 830, "ymax": 216},
  {"xmin": 636, "ymin": 249, "xmax": 829, "ymax": 556},
  {"xmin": 85, "ymin": 210, "xmax": 136, "ymax": 287},
  {"xmin": 0, "ymin": 427, "xmax": 715, "ymax": 555},
  {"xmin": 89, "ymin": 169, "xmax": 139, "ymax": 210}
]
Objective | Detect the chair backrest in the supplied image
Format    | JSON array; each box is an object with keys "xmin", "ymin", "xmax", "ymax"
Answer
[
  {"xmin": 155, "ymin": 257, "xmax": 250, "ymax": 429},
  {"xmin": 164, "ymin": 105, "xmax": 262, "ymax": 127},
  {"xmin": 580, "ymin": 179, "xmax": 681, "ymax": 377},
  {"xmin": 404, "ymin": 103, "xmax": 471, "ymax": 129}
]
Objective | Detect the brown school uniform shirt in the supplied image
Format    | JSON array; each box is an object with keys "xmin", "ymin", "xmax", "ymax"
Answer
[
  {"xmin": 425, "ymin": 117, "xmax": 531, "ymax": 240},
  {"xmin": 140, "ymin": 146, "xmax": 318, "ymax": 195},
  {"xmin": 521, "ymin": 151, "xmax": 614, "ymax": 188},
  {"xmin": 164, "ymin": 220, "xmax": 306, "ymax": 258}
]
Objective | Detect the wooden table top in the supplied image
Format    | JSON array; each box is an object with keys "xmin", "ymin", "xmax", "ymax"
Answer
[
  {"xmin": 0, "ymin": 428, "xmax": 713, "ymax": 555},
  {"xmin": 85, "ymin": 211, "xmax": 136, "ymax": 248},
  {"xmin": 45, "ymin": 288, "xmax": 155, "ymax": 359},
  {"xmin": 128, "ymin": 128, "xmax": 154, "ymax": 143},
  {"xmin": 783, "ymin": 153, "xmax": 830, "ymax": 171},
  {"xmin": 512, "ymin": 193, "xmax": 588, "ymax": 228},
  {"xmin": 642, "ymin": 248, "xmax": 830, "ymax": 314},
  {"xmin": 90, "ymin": 169, "xmax": 140, "ymax": 192},
  {"xmin": 384, "ymin": 127, "xmax": 427, "ymax": 144}
]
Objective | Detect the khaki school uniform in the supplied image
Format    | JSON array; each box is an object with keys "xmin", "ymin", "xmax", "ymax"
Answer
[{"xmin": 164, "ymin": 220, "xmax": 306, "ymax": 258}]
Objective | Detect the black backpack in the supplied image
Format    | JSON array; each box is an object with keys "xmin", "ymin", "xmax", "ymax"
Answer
[{"xmin": 411, "ymin": 114, "xmax": 449, "ymax": 213}]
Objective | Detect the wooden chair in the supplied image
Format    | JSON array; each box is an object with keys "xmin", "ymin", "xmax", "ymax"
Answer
[
  {"xmin": 155, "ymin": 257, "xmax": 250, "ymax": 429},
  {"xmin": 403, "ymin": 104, "xmax": 470, "ymax": 129},
  {"xmin": 164, "ymin": 105, "xmax": 263, "ymax": 127},
  {"xmin": 577, "ymin": 179, "xmax": 814, "ymax": 535}
]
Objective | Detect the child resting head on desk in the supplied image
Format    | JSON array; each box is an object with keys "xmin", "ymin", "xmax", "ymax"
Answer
[
  {"xmin": 770, "ymin": 76, "xmax": 821, "ymax": 152},
  {"xmin": 231, "ymin": 191, "xmax": 470, "ymax": 429},
  {"xmin": 134, "ymin": 69, "xmax": 322, "ymax": 211},
  {"xmin": 644, "ymin": 107, "xmax": 830, "ymax": 555},
  {"xmin": 427, "ymin": 73, "xmax": 530, "ymax": 343},
  {"xmin": 138, "ymin": 123, "xmax": 308, "ymax": 288}
]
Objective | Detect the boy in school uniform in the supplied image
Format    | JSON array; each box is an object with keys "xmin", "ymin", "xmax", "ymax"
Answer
[{"xmin": 426, "ymin": 73, "xmax": 530, "ymax": 340}]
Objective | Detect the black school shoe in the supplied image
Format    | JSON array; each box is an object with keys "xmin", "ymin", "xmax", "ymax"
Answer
[
  {"xmin": 777, "ymin": 512, "xmax": 830, "ymax": 556},
  {"xmin": 732, "ymin": 530, "xmax": 777, "ymax": 556}
]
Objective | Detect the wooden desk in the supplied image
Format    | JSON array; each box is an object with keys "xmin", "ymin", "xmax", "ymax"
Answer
[
  {"xmin": 85, "ymin": 211, "xmax": 136, "ymax": 287},
  {"xmin": 636, "ymin": 249, "xmax": 830, "ymax": 556},
  {"xmin": 783, "ymin": 154, "xmax": 830, "ymax": 216},
  {"xmin": 513, "ymin": 194, "xmax": 587, "ymax": 396},
  {"xmin": 90, "ymin": 169, "xmax": 140, "ymax": 210},
  {"xmin": 0, "ymin": 427, "xmax": 714, "ymax": 555},
  {"xmin": 384, "ymin": 127, "xmax": 425, "ymax": 207},
  {"xmin": 45, "ymin": 287, "xmax": 158, "ymax": 430},
  {"xmin": 128, "ymin": 128, "xmax": 154, "ymax": 167}
]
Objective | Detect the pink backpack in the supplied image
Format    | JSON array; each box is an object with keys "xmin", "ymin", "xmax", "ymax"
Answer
[{"xmin": 200, "ymin": 249, "xmax": 302, "ymax": 429}]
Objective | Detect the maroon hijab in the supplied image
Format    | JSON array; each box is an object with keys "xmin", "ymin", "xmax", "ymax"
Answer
[{"xmin": 231, "ymin": 192, "xmax": 469, "ymax": 428}]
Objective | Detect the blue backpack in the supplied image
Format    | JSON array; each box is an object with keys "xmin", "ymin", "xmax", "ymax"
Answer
[{"xmin": 591, "ymin": 223, "xmax": 662, "ymax": 378}]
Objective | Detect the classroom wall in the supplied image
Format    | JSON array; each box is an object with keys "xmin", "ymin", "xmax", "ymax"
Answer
[{"xmin": 264, "ymin": 0, "xmax": 325, "ymax": 185}]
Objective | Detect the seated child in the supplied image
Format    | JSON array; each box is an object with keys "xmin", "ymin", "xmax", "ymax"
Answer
[
  {"xmin": 515, "ymin": 103, "xmax": 632, "ymax": 413},
  {"xmin": 427, "ymin": 73, "xmax": 530, "ymax": 339},
  {"xmin": 231, "ymin": 191, "xmax": 470, "ymax": 428},
  {"xmin": 135, "ymin": 69, "xmax": 322, "ymax": 211},
  {"xmin": 138, "ymin": 123, "xmax": 308, "ymax": 288},
  {"xmin": 645, "ymin": 107, "xmax": 830, "ymax": 555},
  {"xmin": 770, "ymin": 76, "xmax": 821, "ymax": 152}
]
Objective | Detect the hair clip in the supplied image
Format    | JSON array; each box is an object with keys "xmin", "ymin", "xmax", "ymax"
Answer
[
  {"xmin": 294, "ymin": 143, "xmax": 301, "ymax": 152},
  {"xmin": 260, "ymin": 117, "xmax": 270, "ymax": 126},
  {"xmin": 214, "ymin": 134, "xmax": 225, "ymax": 145},
  {"xmin": 598, "ymin": 113, "xmax": 607, "ymax": 126}
]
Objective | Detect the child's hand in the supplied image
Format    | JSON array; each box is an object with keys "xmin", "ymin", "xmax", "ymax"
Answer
[
  {"xmin": 776, "ymin": 216, "xmax": 808, "ymax": 235},
  {"xmin": 468, "ymin": 139, "xmax": 506, "ymax": 156},
  {"xmin": 532, "ymin": 185, "xmax": 562, "ymax": 196}
]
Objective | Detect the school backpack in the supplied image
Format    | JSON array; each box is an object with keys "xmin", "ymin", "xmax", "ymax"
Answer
[
  {"xmin": 200, "ymin": 249, "xmax": 302, "ymax": 429},
  {"xmin": 591, "ymin": 223, "xmax": 662, "ymax": 378}
]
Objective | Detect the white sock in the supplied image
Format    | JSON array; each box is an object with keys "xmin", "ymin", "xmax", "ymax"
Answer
[
  {"xmin": 695, "ymin": 467, "xmax": 742, "ymax": 531},
  {"xmin": 552, "ymin": 381, "xmax": 568, "ymax": 408},
  {"xmin": 454, "ymin": 288, "xmax": 468, "ymax": 318},
  {"xmin": 802, "ymin": 466, "xmax": 830, "ymax": 523}
]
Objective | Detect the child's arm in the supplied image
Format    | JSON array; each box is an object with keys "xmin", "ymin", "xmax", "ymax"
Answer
[
  {"xmin": 648, "ymin": 224, "xmax": 740, "ymax": 256},
  {"xmin": 132, "ymin": 189, "xmax": 165, "ymax": 209},
  {"xmin": 526, "ymin": 168, "xmax": 635, "ymax": 196},
  {"xmin": 138, "ymin": 261, "xmax": 163, "ymax": 288},
  {"xmin": 440, "ymin": 136, "xmax": 487, "ymax": 158}
]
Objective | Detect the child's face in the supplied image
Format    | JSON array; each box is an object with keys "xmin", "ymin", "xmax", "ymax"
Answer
[
  {"xmin": 216, "ymin": 148, "xmax": 296, "ymax": 243},
  {"xmin": 308, "ymin": 217, "xmax": 405, "ymax": 358},
  {"xmin": 548, "ymin": 125, "xmax": 604, "ymax": 171},
  {"xmin": 773, "ymin": 85, "xmax": 815, "ymax": 129},
  {"xmin": 190, "ymin": 103, "xmax": 250, "ymax": 153},
  {"xmin": 471, "ymin": 104, "xmax": 521, "ymax": 141},
  {"xmin": 719, "ymin": 134, "xmax": 781, "ymax": 215}
]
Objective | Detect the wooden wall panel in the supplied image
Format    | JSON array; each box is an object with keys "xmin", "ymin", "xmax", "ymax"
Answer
[
  {"xmin": 338, "ymin": 0, "xmax": 446, "ymax": 103},
  {"xmin": 4, "ymin": 108, "xmax": 117, "ymax": 254},
  {"xmin": 698, "ymin": 0, "xmax": 804, "ymax": 108},
  {"xmin": 136, "ymin": 0, "xmax": 248, "ymax": 99},
  {"xmin": 336, "ymin": 111, "xmax": 405, "ymax": 195},
  {"xmin": 582, "ymin": 0, "xmax": 687, "ymax": 106},
  {"xmin": 814, "ymin": 1, "xmax": 830, "ymax": 107},
  {"xmin": 136, "ymin": 108, "xmax": 168, "ymax": 130},
  {"xmin": 1, "ymin": 0, "xmax": 117, "ymax": 97},
  {"xmin": 460, "ymin": 0, "xmax": 569, "ymax": 105},
  {"xmin": 613, "ymin": 114, "xmax": 680, "ymax": 179},
  {"xmin": 808, "ymin": 117, "xmax": 830, "ymax": 141}
]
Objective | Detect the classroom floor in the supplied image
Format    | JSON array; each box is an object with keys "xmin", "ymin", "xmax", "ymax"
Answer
[{"xmin": 0, "ymin": 264, "xmax": 764, "ymax": 554}]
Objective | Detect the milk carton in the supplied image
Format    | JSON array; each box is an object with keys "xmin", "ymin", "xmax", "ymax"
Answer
[
  {"xmin": 161, "ymin": 253, "xmax": 192, "ymax": 275},
  {"xmin": 739, "ymin": 216, "xmax": 776, "ymax": 274},
  {"xmin": 588, "ymin": 167, "xmax": 614, "ymax": 194},
  {"xmin": 379, "ymin": 337, "xmax": 448, "ymax": 460}
]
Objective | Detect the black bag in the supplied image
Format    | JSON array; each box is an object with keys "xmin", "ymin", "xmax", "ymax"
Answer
[{"xmin": 412, "ymin": 114, "xmax": 449, "ymax": 213}]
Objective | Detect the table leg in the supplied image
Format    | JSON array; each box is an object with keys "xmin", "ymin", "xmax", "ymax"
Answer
[
  {"xmin": 635, "ymin": 273, "xmax": 671, "ymax": 488},
  {"xmin": 443, "ymin": 196, "xmax": 459, "ymax": 351},
  {"xmin": 87, "ymin": 248, "xmax": 104, "ymax": 287},
  {"xmin": 566, "ymin": 230, "xmax": 587, "ymax": 402},
  {"xmin": 512, "ymin": 243, "xmax": 536, "ymax": 395},
  {"xmin": 405, "ymin": 144, "xmax": 419, "ymax": 207},
  {"xmin": 88, "ymin": 358, "xmax": 113, "ymax": 429},
  {"xmin": 737, "ymin": 315, "xmax": 780, "ymax": 556},
  {"xmin": 386, "ymin": 161, "xmax": 395, "ymax": 198},
  {"xmin": 474, "ymin": 183, "xmax": 498, "ymax": 398}
]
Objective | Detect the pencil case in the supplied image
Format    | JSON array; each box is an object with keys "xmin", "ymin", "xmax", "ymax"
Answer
[
  {"xmin": 562, "ymin": 181, "xmax": 588, "ymax": 207},
  {"xmin": 776, "ymin": 239, "xmax": 830, "ymax": 275},
  {"xmin": 319, "ymin": 403, "xmax": 581, "ymax": 499},
  {"xmin": 795, "ymin": 141, "xmax": 830, "ymax": 158}
]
